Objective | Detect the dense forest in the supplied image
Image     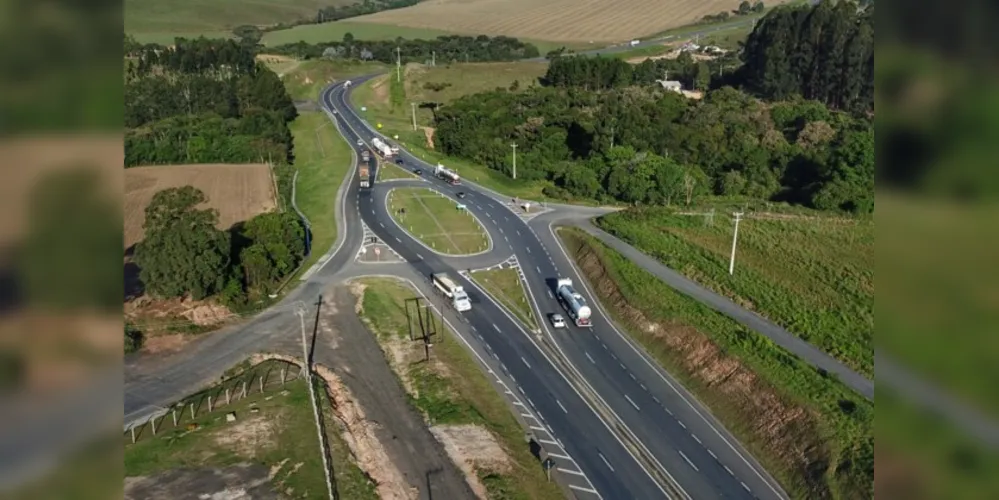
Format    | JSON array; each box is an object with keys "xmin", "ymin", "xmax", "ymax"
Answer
[
  {"xmin": 124, "ymin": 37, "xmax": 297, "ymax": 167},
  {"xmin": 740, "ymin": 0, "xmax": 873, "ymax": 113},
  {"xmin": 315, "ymin": 0, "xmax": 419, "ymax": 23},
  {"xmin": 545, "ymin": 53, "xmax": 738, "ymax": 93},
  {"xmin": 270, "ymin": 34, "xmax": 540, "ymax": 64}
]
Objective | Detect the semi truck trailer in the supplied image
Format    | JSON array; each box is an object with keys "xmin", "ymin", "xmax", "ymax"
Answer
[
  {"xmin": 555, "ymin": 278, "xmax": 592, "ymax": 327},
  {"xmin": 372, "ymin": 137, "xmax": 394, "ymax": 157},
  {"xmin": 359, "ymin": 164, "xmax": 370, "ymax": 188},
  {"xmin": 434, "ymin": 163, "xmax": 461, "ymax": 185},
  {"xmin": 431, "ymin": 272, "xmax": 471, "ymax": 312}
]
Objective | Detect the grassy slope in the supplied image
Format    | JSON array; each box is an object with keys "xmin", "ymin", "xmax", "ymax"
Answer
[
  {"xmin": 124, "ymin": 372, "xmax": 377, "ymax": 499},
  {"xmin": 286, "ymin": 111, "xmax": 353, "ymax": 282},
  {"xmin": 356, "ymin": 278, "xmax": 564, "ymax": 499},
  {"xmin": 377, "ymin": 161, "xmax": 418, "ymax": 180},
  {"xmin": 387, "ymin": 187, "xmax": 489, "ymax": 255},
  {"xmin": 558, "ymin": 227, "xmax": 873, "ymax": 500},
  {"xmin": 350, "ymin": 62, "xmax": 563, "ymax": 200},
  {"xmin": 263, "ymin": 21, "xmax": 456, "ymax": 46},
  {"xmin": 276, "ymin": 58, "xmax": 389, "ymax": 101},
  {"xmin": 125, "ymin": 0, "xmax": 352, "ymax": 41},
  {"xmin": 596, "ymin": 207, "xmax": 874, "ymax": 377},
  {"xmin": 469, "ymin": 268, "xmax": 539, "ymax": 332}
]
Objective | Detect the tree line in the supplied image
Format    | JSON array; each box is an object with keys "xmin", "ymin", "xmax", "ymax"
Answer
[
  {"xmin": 546, "ymin": 0, "xmax": 873, "ymax": 115},
  {"xmin": 133, "ymin": 187, "xmax": 306, "ymax": 318},
  {"xmin": 433, "ymin": 84, "xmax": 873, "ymax": 213},
  {"xmin": 124, "ymin": 37, "xmax": 297, "ymax": 167},
  {"xmin": 269, "ymin": 33, "xmax": 540, "ymax": 64}
]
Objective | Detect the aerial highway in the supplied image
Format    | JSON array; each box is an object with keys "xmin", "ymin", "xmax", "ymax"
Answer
[{"xmin": 323, "ymin": 78, "xmax": 787, "ymax": 499}]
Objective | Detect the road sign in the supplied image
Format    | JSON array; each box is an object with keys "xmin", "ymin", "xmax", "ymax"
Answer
[{"xmin": 374, "ymin": 247, "xmax": 381, "ymax": 257}]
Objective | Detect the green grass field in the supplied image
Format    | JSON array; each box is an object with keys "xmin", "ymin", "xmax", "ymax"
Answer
[
  {"xmin": 287, "ymin": 111, "xmax": 354, "ymax": 281},
  {"xmin": 272, "ymin": 57, "xmax": 388, "ymax": 101},
  {"xmin": 356, "ymin": 277, "xmax": 564, "ymax": 500},
  {"xmin": 263, "ymin": 21, "xmax": 456, "ymax": 46},
  {"xmin": 387, "ymin": 187, "xmax": 489, "ymax": 255},
  {"xmin": 376, "ymin": 161, "xmax": 417, "ymax": 181},
  {"xmin": 124, "ymin": 362, "xmax": 376, "ymax": 500},
  {"xmin": 558, "ymin": 227, "xmax": 872, "ymax": 500},
  {"xmin": 469, "ymin": 267, "xmax": 539, "ymax": 332},
  {"xmin": 351, "ymin": 63, "xmax": 570, "ymax": 200},
  {"xmin": 125, "ymin": 0, "xmax": 350, "ymax": 41},
  {"xmin": 596, "ymin": 206, "xmax": 874, "ymax": 377}
]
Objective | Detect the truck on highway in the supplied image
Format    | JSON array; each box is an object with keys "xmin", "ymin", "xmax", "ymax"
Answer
[
  {"xmin": 555, "ymin": 278, "xmax": 592, "ymax": 327},
  {"xmin": 358, "ymin": 163, "xmax": 371, "ymax": 188},
  {"xmin": 361, "ymin": 149, "xmax": 370, "ymax": 163},
  {"xmin": 434, "ymin": 163, "xmax": 461, "ymax": 185},
  {"xmin": 372, "ymin": 137, "xmax": 394, "ymax": 157},
  {"xmin": 431, "ymin": 272, "xmax": 471, "ymax": 312}
]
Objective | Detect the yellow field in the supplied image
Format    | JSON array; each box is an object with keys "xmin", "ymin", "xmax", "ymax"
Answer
[{"xmin": 351, "ymin": 0, "xmax": 766, "ymax": 43}]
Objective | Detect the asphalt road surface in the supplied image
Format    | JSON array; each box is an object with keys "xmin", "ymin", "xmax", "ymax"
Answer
[{"xmin": 326, "ymin": 79, "xmax": 787, "ymax": 499}]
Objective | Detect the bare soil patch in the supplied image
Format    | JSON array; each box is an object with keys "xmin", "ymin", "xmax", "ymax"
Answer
[
  {"xmin": 124, "ymin": 164, "xmax": 277, "ymax": 249},
  {"xmin": 568, "ymin": 234, "xmax": 831, "ymax": 496},
  {"xmin": 214, "ymin": 415, "xmax": 279, "ymax": 458},
  {"xmin": 124, "ymin": 463, "xmax": 278, "ymax": 500},
  {"xmin": 431, "ymin": 424, "xmax": 511, "ymax": 498},
  {"xmin": 125, "ymin": 295, "xmax": 235, "ymax": 335}
]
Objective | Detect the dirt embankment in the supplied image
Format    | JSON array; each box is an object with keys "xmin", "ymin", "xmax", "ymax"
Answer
[{"xmin": 562, "ymin": 230, "xmax": 833, "ymax": 498}]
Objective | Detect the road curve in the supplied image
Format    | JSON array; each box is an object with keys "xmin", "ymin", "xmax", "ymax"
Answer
[{"xmin": 326, "ymin": 79, "xmax": 787, "ymax": 500}]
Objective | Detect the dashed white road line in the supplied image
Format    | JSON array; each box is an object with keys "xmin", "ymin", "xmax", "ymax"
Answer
[
  {"xmin": 504, "ymin": 235, "xmax": 509, "ymax": 242},
  {"xmin": 619, "ymin": 363, "xmax": 626, "ymax": 370},
  {"xmin": 724, "ymin": 465, "xmax": 734, "ymax": 476},
  {"xmin": 394, "ymin": 236, "xmax": 401, "ymax": 243},
  {"xmin": 521, "ymin": 357, "xmax": 531, "ymax": 369},
  {"xmin": 678, "ymin": 451, "xmax": 699, "ymax": 472},
  {"xmin": 378, "ymin": 222, "xmax": 385, "ymax": 228},
  {"xmin": 585, "ymin": 352, "xmax": 596, "ymax": 364},
  {"xmin": 678, "ymin": 420, "xmax": 686, "ymax": 429},
  {"xmin": 708, "ymin": 449, "xmax": 718, "ymax": 460},
  {"xmin": 536, "ymin": 266, "xmax": 541, "ymax": 273},
  {"xmin": 526, "ymin": 247, "xmax": 531, "ymax": 253},
  {"xmin": 598, "ymin": 452, "xmax": 616, "ymax": 472},
  {"xmin": 692, "ymin": 434, "xmax": 702, "ymax": 445},
  {"xmin": 516, "ymin": 230, "xmax": 521, "ymax": 236},
  {"xmin": 742, "ymin": 482, "xmax": 751, "ymax": 492},
  {"xmin": 492, "ymin": 323, "xmax": 501, "ymax": 332},
  {"xmin": 624, "ymin": 395, "xmax": 641, "ymax": 411},
  {"xmin": 416, "ymin": 253, "xmax": 423, "ymax": 260},
  {"xmin": 556, "ymin": 399, "xmax": 568, "ymax": 414},
  {"xmin": 547, "ymin": 290, "xmax": 554, "ymax": 298}
]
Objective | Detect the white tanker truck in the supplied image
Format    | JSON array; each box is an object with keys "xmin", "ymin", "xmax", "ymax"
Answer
[
  {"xmin": 372, "ymin": 137, "xmax": 394, "ymax": 157},
  {"xmin": 555, "ymin": 278, "xmax": 592, "ymax": 327},
  {"xmin": 434, "ymin": 163, "xmax": 461, "ymax": 185}
]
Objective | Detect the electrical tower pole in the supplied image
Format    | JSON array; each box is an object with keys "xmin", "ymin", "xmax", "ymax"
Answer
[
  {"xmin": 297, "ymin": 306, "xmax": 335, "ymax": 500},
  {"xmin": 432, "ymin": 50, "xmax": 436, "ymax": 66},
  {"xmin": 511, "ymin": 143, "xmax": 517, "ymax": 180},
  {"xmin": 395, "ymin": 46, "xmax": 401, "ymax": 82},
  {"xmin": 729, "ymin": 212, "xmax": 744, "ymax": 275}
]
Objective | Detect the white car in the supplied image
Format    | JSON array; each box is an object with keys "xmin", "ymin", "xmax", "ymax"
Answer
[
  {"xmin": 356, "ymin": 139, "xmax": 363, "ymax": 146},
  {"xmin": 550, "ymin": 314, "xmax": 566, "ymax": 329}
]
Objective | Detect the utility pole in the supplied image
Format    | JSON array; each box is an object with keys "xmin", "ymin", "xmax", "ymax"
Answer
[
  {"xmin": 728, "ymin": 212, "xmax": 744, "ymax": 275},
  {"xmin": 395, "ymin": 46, "xmax": 401, "ymax": 82},
  {"xmin": 511, "ymin": 143, "xmax": 517, "ymax": 180},
  {"xmin": 297, "ymin": 305, "xmax": 335, "ymax": 500},
  {"xmin": 411, "ymin": 102, "xmax": 417, "ymax": 130},
  {"xmin": 431, "ymin": 50, "xmax": 436, "ymax": 67}
]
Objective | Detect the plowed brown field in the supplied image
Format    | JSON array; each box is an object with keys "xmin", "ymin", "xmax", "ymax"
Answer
[{"xmin": 124, "ymin": 164, "xmax": 276, "ymax": 249}]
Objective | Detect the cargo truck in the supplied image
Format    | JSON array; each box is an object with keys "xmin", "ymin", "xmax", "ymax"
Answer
[
  {"xmin": 431, "ymin": 272, "xmax": 471, "ymax": 312},
  {"xmin": 434, "ymin": 163, "xmax": 461, "ymax": 185},
  {"xmin": 359, "ymin": 164, "xmax": 370, "ymax": 188},
  {"xmin": 361, "ymin": 149, "xmax": 370, "ymax": 163},
  {"xmin": 555, "ymin": 278, "xmax": 592, "ymax": 327},
  {"xmin": 372, "ymin": 137, "xmax": 394, "ymax": 157}
]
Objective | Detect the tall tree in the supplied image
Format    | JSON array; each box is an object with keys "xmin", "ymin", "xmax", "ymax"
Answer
[{"xmin": 134, "ymin": 187, "xmax": 231, "ymax": 299}]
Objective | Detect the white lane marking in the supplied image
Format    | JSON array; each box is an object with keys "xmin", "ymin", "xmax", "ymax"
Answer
[
  {"xmin": 601, "ymin": 343, "xmax": 608, "ymax": 350},
  {"xmin": 499, "ymin": 228, "xmax": 504, "ymax": 234},
  {"xmin": 547, "ymin": 290, "xmax": 554, "ymax": 298},
  {"xmin": 536, "ymin": 266, "xmax": 541, "ymax": 273},
  {"xmin": 530, "ymin": 425, "xmax": 546, "ymax": 432},
  {"xmin": 378, "ymin": 222, "xmax": 384, "ymax": 228},
  {"xmin": 492, "ymin": 323, "xmax": 501, "ymax": 332},
  {"xmin": 504, "ymin": 236, "xmax": 509, "ymax": 242},
  {"xmin": 548, "ymin": 452, "xmax": 572, "ymax": 460},
  {"xmin": 640, "ymin": 383, "xmax": 647, "ymax": 391},
  {"xmin": 679, "ymin": 451, "xmax": 699, "ymax": 472},
  {"xmin": 619, "ymin": 363, "xmax": 626, "ymax": 370},
  {"xmin": 585, "ymin": 352, "xmax": 596, "ymax": 364},
  {"xmin": 518, "ymin": 386, "xmax": 525, "ymax": 395},
  {"xmin": 521, "ymin": 357, "xmax": 531, "ymax": 369},
  {"xmin": 528, "ymin": 398, "xmax": 536, "ymax": 409},
  {"xmin": 516, "ymin": 230, "xmax": 521, "ymax": 236},
  {"xmin": 521, "ymin": 412, "xmax": 534, "ymax": 419},
  {"xmin": 416, "ymin": 253, "xmax": 423, "ymax": 260},
  {"xmin": 708, "ymin": 449, "xmax": 718, "ymax": 460},
  {"xmin": 678, "ymin": 420, "xmax": 686, "ymax": 429},
  {"xmin": 724, "ymin": 465, "xmax": 734, "ymax": 476},
  {"xmin": 692, "ymin": 434, "xmax": 702, "ymax": 445},
  {"xmin": 526, "ymin": 247, "xmax": 531, "ymax": 253},
  {"xmin": 742, "ymin": 482, "xmax": 751, "ymax": 492},
  {"xmin": 558, "ymin": 467, "xmax": 586, "ymax": 477},
  {"xmin": 568, "ymin": 484, "xmax": 599, "ymax": 495},
  {"xmin": 599, "ymin": 452, "xmax": 616, "ymax": 472},
  {"xmin": 624, "ymin": 395, "xmax": 640, "ymax": 411},
  {"xmin": 539, "ymin": 438, "xmax": 559, "ymax": 446},
  {"xmin": 557, "ymin": 399, "xmax": 568, "ymax": 414},
  {"xmin": 394, "ymin": 236, "xmax": 401, "ymax": 242},
  {"xmin": 513, "ymin": 401, "xmax": 525, "ymax": 407},
  {"xmin": 629, "ymin": 373, "xmax": 637, "ymax": 381}
]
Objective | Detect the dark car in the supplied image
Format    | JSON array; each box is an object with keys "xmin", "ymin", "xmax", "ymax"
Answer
[
  {"xmin": 395, "ymin": 158, "xmax": 404, "ymax": 165},
  {"xmin": 456, "ymin": 192, "xmax": 466, "ymax": 199},
  {"xmin": 414, "ymin": 169, "xmax": 423, "ymax": 175}
]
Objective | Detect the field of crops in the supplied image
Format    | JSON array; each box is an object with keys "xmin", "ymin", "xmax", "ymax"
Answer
[
  {"xmin": 596, "ymin": 206, "xmax": 874, "ymax": 377},
  {"xmin": 352, "ymin": 0, "xmax": 765, "ymax": 43}
]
